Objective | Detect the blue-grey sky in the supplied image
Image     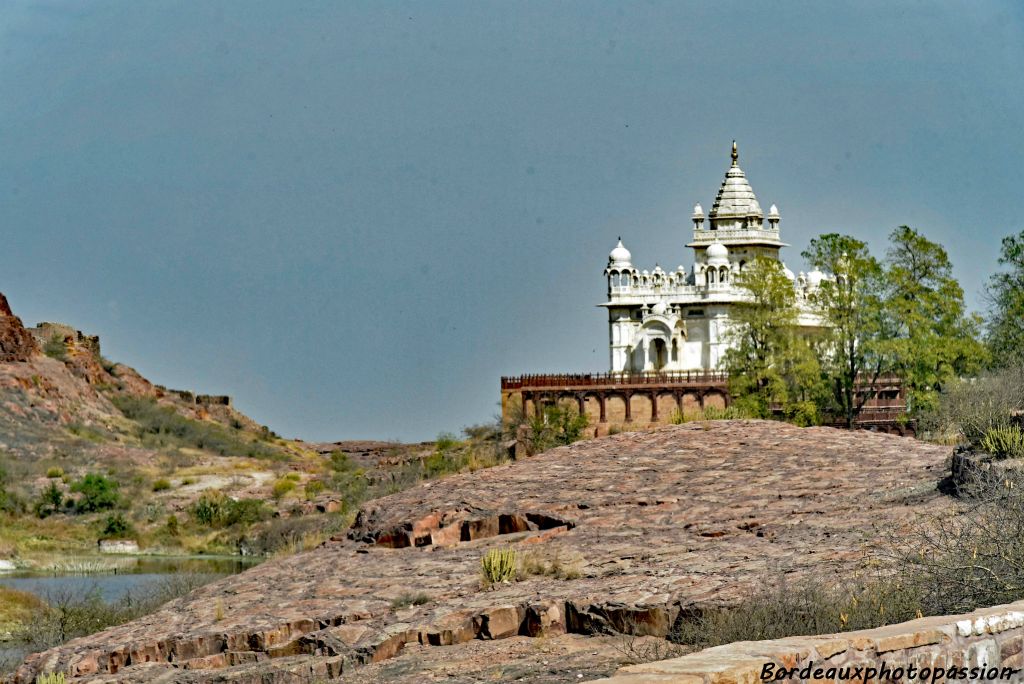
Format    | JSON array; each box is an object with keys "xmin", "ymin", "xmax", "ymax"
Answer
[{"xmin": 1, "ymin": 1, "xmax": 1022, "ymax": 441}]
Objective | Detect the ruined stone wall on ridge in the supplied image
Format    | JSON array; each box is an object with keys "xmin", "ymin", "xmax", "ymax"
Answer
[
  {"xmin": 595, "ymin": 601, "xmax": 1024, "ymax": 684},
  {"xmin": 30, "ymin": 321, "xmax": 101, "ymax": 356}
]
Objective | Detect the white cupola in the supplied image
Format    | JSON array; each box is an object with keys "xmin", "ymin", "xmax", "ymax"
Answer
[
  {"xmin": 608, "ymin": 238, "xmax": 632, "ymax": 268},
  {"xmin": 706, "ymin": 241, "xmax": 730, "ymax": 266}
]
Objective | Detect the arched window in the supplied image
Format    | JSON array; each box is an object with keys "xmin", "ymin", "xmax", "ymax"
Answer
[
  {"xmin": 708, "ymin": 269, "xmax": 716, "ymax": 285},
  {"xmin": 720, "ymin": 267, "xmax": 728, "ymax": 283}
]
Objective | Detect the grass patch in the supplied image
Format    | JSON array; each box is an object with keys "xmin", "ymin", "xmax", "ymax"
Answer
[
  {"xmin": 669, "ymin": 405, "xmax": 755, "ymax": 424},
  {"xmin": 390, "ymin": 592, "xmax": 431, "ymax": 610},
  {"xmin": 0, "ymin": 587, "xmax": 45, "ymax": 633},
  {"xmin": 111, "ymin": 396, "xmax": 286, "ymax": 459},
  {"xmin": 518, "ymin": 550, "xmax": 582, "ymax": 580}
]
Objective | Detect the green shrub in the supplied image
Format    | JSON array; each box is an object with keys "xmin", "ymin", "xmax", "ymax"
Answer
[
  {"xmin": 271, "ymin": 478, "xmax": 296, "ymax": 500},
  {"xmin": 100, "ymin": 513, "xmax": 133, "ymax": 539},
  {"xmin": 70, "ymin": 474, "xmax": 119, "ymax": 513},
  {"xmin": 190, "ymin": 492, "xmax": 269, "ymax": 528},
  {"xmin": 303, "ymin": 479, "xmax": 326, "ymax": 499},
  {"xmin": 45, "ymin": 467, "xmax": 64, "ymax": 479},
  {"xmin": 151, "ymin": 478, "xmax": 171, "ymax": 492},
  {"xmin": 481, "ymin": 547, "xmax": 518, "ymax": 585},
  {"xmin": 423, "ymin": 448, "xmax": 468, "ymax": 478},
  {"xmin": 435, "ymin": 432, "xmax": 460, "ymax": 452},
  {"xmin": 43, "ymin": 334, "xmax": 67, "ymax": 361},
  {"xmin": 34, "ymin": 481, "xmax": 65, "ymax": 518},
  {"xmin": 327, "ymin": 452, "xmax": 369, "ymax": 511},
  {"xmin": 980, "ymin": 426, "xmax": 1024, "ymax": 460},
  {"xmin": 328, "ymin": 451, "xmax": 355, "ymax": 471},
  {"xmin": 525, "ymin": 401, "xmax": 589, "ymax": 455},
  {"xmin": 166, "ymin": 514, "xmax": 179, "ymax": 536}
]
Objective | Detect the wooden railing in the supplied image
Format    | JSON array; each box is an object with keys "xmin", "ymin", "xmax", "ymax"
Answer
[
  {"xmin": 501, "ymin": 372, "xmax": 905, "ymax": 391},
  {"xmin": 501, "ymin": 371, "xmax": 729, "ymax": 389}
]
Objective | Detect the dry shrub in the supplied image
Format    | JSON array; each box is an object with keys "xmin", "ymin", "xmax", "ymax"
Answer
[
  {"xmin": 921, "ymin": 367, "xmax": 1024, "ymax": 445},
  {"xmin": 671, "ymin": 573, "xmax": 925, "ymax": 650},
  {"xmin": 888, "ymin": 470, "xmax": 1024, "ymax": 615}
]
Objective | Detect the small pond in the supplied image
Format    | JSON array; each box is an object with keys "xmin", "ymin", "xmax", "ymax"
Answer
[
  {"xmin": 0, "ymin": 555, "xmax": 259, "ymax": 670},
  {"xmin": 0, "ymin": 555, "xmax": 258, "ymax": 602}
]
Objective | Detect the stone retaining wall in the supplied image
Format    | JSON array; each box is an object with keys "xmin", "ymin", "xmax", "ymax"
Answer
[{"xmin": 594, "ymin": 600, "xmax": 1024, "ymax": 683}]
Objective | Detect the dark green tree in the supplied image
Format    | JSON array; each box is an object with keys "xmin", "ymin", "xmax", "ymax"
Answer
[
  {"xmin": 722, "ymin": 257, "xmax": 824, "ymax": 423},
  {"xmin": 881, "ymin": 226, "xmax": 987, "ymax": 414},
  {"xmin": 802, "ymin": 234, "xmax": 891, "ymax": 428},
  {"xmin": 987, "ymin": 230, "xmax": 1024, "ymax": 368}
]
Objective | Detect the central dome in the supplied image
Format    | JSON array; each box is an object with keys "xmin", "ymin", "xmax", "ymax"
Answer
[{"xmin": 709, "ymin": 165, "xmax": 763, "ymax": 219}]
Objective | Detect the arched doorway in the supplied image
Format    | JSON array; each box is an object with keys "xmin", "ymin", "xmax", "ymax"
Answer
[{"xmin": 652, "ymin": 339, "xmax": 668, "ymax": 370}]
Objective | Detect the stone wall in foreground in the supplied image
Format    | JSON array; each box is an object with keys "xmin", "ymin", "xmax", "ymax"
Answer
[{"xmin": 594, "ymin": 600, "xmax": 1024, "ymax": 684}]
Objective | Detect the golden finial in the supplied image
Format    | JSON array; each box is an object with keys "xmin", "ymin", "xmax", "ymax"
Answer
[{"xmin": 731, "ymin": 140, "xmax": 738, "ymax": 166}]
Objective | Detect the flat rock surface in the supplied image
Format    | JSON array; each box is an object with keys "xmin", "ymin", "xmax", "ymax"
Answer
[{"xmin": 8, "ymin": 421, "xmax": 952, "ymax": 683}]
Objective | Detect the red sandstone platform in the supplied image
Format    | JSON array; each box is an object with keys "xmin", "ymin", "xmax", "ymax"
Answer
[{"xmin": 9, "ymin": 421, "xmax": 951, "ymax": 683}]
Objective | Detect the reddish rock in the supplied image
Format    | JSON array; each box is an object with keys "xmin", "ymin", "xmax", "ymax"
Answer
[
  {"xmin": 7, "ymin": 422, "xmax": 952, "ymax": 683},
  {"xmin": 0, "ymin": 293, "xmax": 37, "ymax": 362}
]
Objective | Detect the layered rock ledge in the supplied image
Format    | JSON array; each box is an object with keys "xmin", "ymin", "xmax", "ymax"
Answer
[
  {"xmin": 594, "ymin": 599, "xmax": 1024, "ymax": 684},
  {"xmin": 8, "ymin": 421, "xmax": 952, "ymax": 683}
]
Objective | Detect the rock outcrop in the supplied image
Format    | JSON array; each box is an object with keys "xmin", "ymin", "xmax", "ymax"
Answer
[
  {"xmin": 8, "ymin": 421, "xmax": 952, "ymax": 683},
  {"xmin": 0, "ymin": 293, "xmax": 38, "ymax": 362}
]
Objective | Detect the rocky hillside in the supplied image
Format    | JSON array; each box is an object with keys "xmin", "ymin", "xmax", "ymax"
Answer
[
  {"xmin": 0, "ymin": 293, "xmax": 453, "ymax": 565},
  {"xmin": 8, "ymin": 420, "xmax": 951, "ymax": 683}
]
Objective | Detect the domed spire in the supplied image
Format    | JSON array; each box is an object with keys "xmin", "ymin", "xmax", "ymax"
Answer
[{"xmin": 709, "ymin": 141, "xmax": 762, "ymax": 221}]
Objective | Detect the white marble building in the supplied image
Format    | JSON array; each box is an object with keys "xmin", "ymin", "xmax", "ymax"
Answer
[{"xmin": 601, "ymin": 142, "xmax": 828, "ymax": 373}]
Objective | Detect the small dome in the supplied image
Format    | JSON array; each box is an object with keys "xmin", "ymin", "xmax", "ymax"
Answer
[
  {"xmin": 706, "ymin": 241, "xmax": 729, "ymax": 266},
  {"xmin": 651, "ymin": 301, "xmax": 667, "ymax": 316},
  {"xmin": 609, "ymin": 238, "xmax": 632, "ymax": 267},
  {"xmin": 769, "ymin": 204, "xmax": 779, "ymax": 217},
  {"xmin": 692, "ymin": 203, "xmax": 704, "ymax": 218},
  {"xmin": 807, "ymin": 269, "xmax": 825, "ymax": 287},
  {"xmin": 652, "ymin": 264, "xmax": 665, "ymax": 276},
  {"xmin": 781, "ymin": 262, "xmax": 795, "ymax": 280}
]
